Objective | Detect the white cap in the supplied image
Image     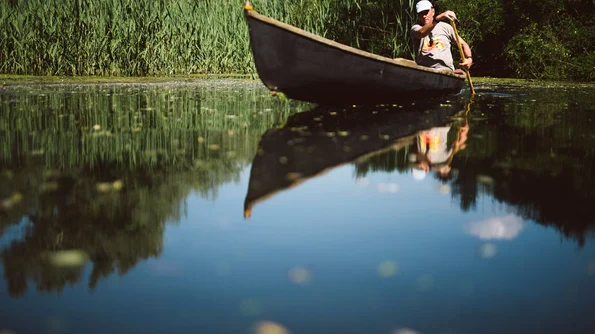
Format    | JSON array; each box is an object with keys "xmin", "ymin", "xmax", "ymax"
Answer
[{"xmin": 415, "ymin": 0, "xmax": 432, "ymax": 13}]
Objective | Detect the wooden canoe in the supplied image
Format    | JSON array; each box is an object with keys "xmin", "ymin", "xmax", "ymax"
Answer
[
  {"xmin": 244, "ymin": 5, "xmax": 466, "ymax": 105},
  {"xmin": 243, "ymin": 97, "xmax": 467, "ymax": 218}
]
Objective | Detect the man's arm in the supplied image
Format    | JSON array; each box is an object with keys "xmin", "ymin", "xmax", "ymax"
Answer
[
  {"xmin": 411, "ymin": 20, "xmax": 435, "ymax": 39},
  {"xmin": 458, "ymin": 37, "xmax": 473, "ymax": 70},
  {"xmin": 412, "ymin": 10, "xmax": 457, "ymax": 39},
  {"xmin": 459, "ymin": 38, "xmax": 472, "ymax": 59}
]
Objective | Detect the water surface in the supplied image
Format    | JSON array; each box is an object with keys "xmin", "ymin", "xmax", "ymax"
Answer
[{"xmin": 1, "ymin": 80, "xmax": 595, "ymax": 334}]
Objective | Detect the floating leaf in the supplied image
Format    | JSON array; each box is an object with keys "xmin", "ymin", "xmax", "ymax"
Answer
[
  {"xmin": 96, "ymin": 183, "xmax": 112, "ymax": 192},
  {"xmin": 439, "ymin": 184, "xmax": 450, "ymax": 194},
  {"xmin": 1, "ymin": 192, "xmax": 23, "ymax": 211},
  {"xmin": 392, "ymin": 328, "xmax": 421, "ymax": 334},
  {"xmin": 11, "ymin": 192, "xmax": 23, "ymax": 203},
  {"xmin": 477, "ymin": 175, "xmax": 495, "ymax": 185},
  {"xmin": 112, "ymin": 180, "xmax": 124, "ymax": 191},
  {"xmin": 252, "ymin": 321, "xmax": 290, "ymax": 334},
  {"xmin": 288, "ymin": 266, "xmax": 312, "ymax": 285},
  {"xmin": 40, "ymin": 181, "xmax": 59, "ymax": 193},
  {"xmin": 377, "ymin": 261, "xmax": 399, "ymax": 278},
  {"xmin": 44, "ymin": 250, "xmax": 89, "ymax": 268}
]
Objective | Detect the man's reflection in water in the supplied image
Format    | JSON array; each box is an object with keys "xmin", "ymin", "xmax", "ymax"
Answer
[{"xmin": 410, "ymin": 114, "xmax": 469, "ymax": 180}]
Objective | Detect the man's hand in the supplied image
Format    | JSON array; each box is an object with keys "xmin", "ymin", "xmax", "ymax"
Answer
[
  {"xmin": 436, "ymin": 10, "xmax": 457, "ymax": 22},
  {"xmin": 454, "ymin": 124, "xmax": 469, "ymax": 151},
  {"xmin": 459, "ymin": 57, "xmax": 472, "ymax": 71}
]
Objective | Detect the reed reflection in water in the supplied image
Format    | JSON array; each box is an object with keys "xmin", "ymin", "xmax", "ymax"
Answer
[{"xmin": 0, "ymin": 80, "xmax": 310, "ymax": 297}]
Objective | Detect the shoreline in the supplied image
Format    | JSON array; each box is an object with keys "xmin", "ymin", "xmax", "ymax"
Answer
[{"xmin": 1, "ymin": 75, "xmax": 594, "ymax": 89}]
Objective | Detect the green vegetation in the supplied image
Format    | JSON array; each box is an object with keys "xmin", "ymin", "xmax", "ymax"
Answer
[
  {"xmin": 0, "ymin": 0, "xmax": 341, "ymax": 76},
  {"xmin": 2, "ymin": 0, "xmax": 591, "ymax": 80},
  {"xmin": 439, "ymin": 0, "xmax": 595, "ymax": 81}
]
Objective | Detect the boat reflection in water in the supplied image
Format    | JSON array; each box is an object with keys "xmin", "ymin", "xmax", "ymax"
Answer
[{"xmin": 244, "ymin": 97, "xmax": 472, "ymax": 218}]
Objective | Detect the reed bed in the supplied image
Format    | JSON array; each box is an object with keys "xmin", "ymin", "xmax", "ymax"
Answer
[{"xmin": 0, "ymin": 0, "xmax": 416, "ymax": 76}]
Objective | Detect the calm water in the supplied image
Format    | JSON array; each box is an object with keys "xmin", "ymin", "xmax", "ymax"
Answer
[{"xmin": 1, "ymin": 80, "xmax": 595, "ymax": 334}]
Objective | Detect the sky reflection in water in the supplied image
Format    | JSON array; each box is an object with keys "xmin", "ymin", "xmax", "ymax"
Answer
[{"xmin": 1, "ymin": 80, "xmax": 595, "ymax": 334}]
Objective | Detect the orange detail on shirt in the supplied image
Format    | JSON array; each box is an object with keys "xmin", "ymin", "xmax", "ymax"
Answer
[
  {"xmin": 422, "ymin": 40, "xmax": 445, "ymax": 52},
  {"xmin": 421, "ymin": 131, "xmax": 441, "ymax": 152}
]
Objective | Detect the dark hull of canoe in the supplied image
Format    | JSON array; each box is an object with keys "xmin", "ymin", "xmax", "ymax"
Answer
[
  {"xmin": 244, "ymin": 97, "xmax": 468, "ymax": 217},
  {"xmin": 245, "ymin": 10, "xmax": 465, "ymax": 105}
]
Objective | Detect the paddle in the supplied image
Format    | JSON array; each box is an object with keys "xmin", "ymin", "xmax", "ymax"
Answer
[
  {"xmin": 450, "ymin": 20, "xmax": 476, "ymax": 95},
  {"xmin": 444, "ymin": 96, "xmax": 474, "ymax": 167}
]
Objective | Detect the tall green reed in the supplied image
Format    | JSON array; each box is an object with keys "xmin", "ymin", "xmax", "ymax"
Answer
[{"xmin": 1, "ymin": 0, "xmax": 417, "ymax": 76}]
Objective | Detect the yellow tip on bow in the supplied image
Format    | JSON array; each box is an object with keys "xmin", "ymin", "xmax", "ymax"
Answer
[{"xmin": 244, "ymin": 1, "xmax": 253, "ymax": 11}]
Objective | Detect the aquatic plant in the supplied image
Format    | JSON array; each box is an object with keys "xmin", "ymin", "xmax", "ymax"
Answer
[{"xmin": 0, "ymin": 0, "xmax": 417, "ymax": 76}]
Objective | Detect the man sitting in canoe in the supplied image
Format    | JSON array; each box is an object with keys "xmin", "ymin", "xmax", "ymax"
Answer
[{"xmin": 410, "ymin": 0, "xmax": 473, "ymax": 74}]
